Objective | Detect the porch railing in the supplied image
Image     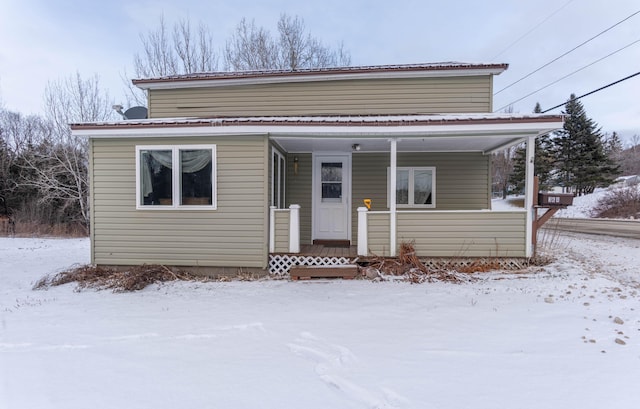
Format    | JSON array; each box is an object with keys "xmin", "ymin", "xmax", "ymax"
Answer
[
  {"xmin": 269, "ymin": 205, "xmax": 300, "ymax": 253},
  {"xmin": 358, "ymin": 207, "xmax": 527, "ymax": 258}
]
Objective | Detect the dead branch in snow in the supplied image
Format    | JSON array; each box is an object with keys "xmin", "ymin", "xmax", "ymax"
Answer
[{"xmin": 33, "ymin": 264, "xmax": 206, "ymax": 292}]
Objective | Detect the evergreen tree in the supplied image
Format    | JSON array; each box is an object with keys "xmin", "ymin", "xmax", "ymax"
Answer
[
  {"xmin": 508, "ymin": 102, "xmax": 555, "ymax": 192},
  {"xmin": 603, "ymin": 131, "xmax": 624, "ymax": 160},
  {"xmin": 552, "ymin": 94, "xmax": 619, "ymax": 195}
]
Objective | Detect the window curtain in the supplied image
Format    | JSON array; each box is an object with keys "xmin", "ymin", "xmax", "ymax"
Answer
[
  {"xmin": 140, "ymin": 150, "xmax": 211, "ymax": 198},
  {"xmin": 180, "ymin": 150, "xmax": 211, "ymax": 173},
  {"xmin": 413, "ymin": 170, "xmax": 432, "ymax": 205}
]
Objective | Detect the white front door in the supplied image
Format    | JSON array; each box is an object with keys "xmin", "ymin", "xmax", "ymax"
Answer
[{"xmin": 313, "ymin": 154, "xmax": 350, "ymax": 241}]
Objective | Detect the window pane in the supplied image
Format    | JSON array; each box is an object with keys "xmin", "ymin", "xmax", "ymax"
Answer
[
  {"xmin": 279, "ymin": 156, "xmax": 286, "ymax": 207},
  {"xmin": 414, "ymin": 169, "xmax": 433, "ymax": 205},
  {"xmin": 396, "ymin": 169, "xmax": 409, "ymax": 205},
  {"xmin": 321, "ymin": 162, "xmax": 342, "ymax": 182},
  {"xmin": 321, "ymin": 162, "xmax": 342, "ymax": 202},
  {"xmin": 180, "ymin": 149, "xmax": 212, "ymax": 205},
  {"xmin": 322, "ymin": 182, "xmax": 342, "ymax": 200},
  {"xmin": 140, "ymin": 150, "xmax": 172, "ymax": 205},
  {"xmin": 271, "ymin": 152, "xmax": 286, "ymax": 208},
  {"xmin": 272, "ymin": 152, "xmax": 279, "ymax": 207}
]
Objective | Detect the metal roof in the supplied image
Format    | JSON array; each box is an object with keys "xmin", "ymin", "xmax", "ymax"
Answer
[
  {"xmin": 71, "ymin": 113, "xmax": 558, "ymax": 130},
  {"xmin": 131, "ymin": 62, "xmax": 509, "ymax": 88}
]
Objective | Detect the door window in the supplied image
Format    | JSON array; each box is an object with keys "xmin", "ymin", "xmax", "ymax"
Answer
[{"xmin": 321, "ymin": 162, "xmax": 342, "ymax": 202}]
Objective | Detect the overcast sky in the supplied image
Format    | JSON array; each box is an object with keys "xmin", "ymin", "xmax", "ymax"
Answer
[{"xmin": 1, "ymin": 0, "xmax": 639, "ymax": 143}]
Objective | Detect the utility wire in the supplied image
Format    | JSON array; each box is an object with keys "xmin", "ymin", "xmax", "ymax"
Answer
[
  {"xmin": 541, "ymin": 71, "xmax": 640, "ymax": 113},
  {"xmin": 491, "ymin": 0, "xmax": 575, "ymax": 60},
  {"xmin": 495, "ymin": 38, "xmax": 640, "ymax": 112},
  {"xmin": 494, "ymin": 9, "xmax": 640, "ymax": 95}
]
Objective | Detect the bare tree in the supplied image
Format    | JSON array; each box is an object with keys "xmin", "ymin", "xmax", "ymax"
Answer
[
  {"xmin": 276, "ymin": 14, "xmax": 350, "ymax": 70},
  {"xmin": 125, "ymin": 14, "xmax": 351, "ymax": 104},
  {"xmin": 630, "ymin": 134, "xmax": 640, "ymax": 152},
  {"xmin": 133, "ymin": 16, "xmax": 218, "ymax": 77},
  {"xmin": 224, "ymin": 18, "xmax": 278, "ymax": 71},
  {"xmin": 174, "ymin": 19, "xmax": 218, "ymax": 74},
  {"xmin": 126, "ymin": 16, "xmax": 219, "ymax": 105},
  {"xmin": 225, "ymin": 13, "xmax": 351, "ymax": 71},
  {"xmin": 18, "ymin": 73, "xmax": 114, "ymax": 230}
]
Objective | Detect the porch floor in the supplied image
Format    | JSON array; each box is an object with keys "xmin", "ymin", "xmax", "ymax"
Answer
[{"xmin": 274, "ymin": 244, "xmax": 358, "ymax": 258}]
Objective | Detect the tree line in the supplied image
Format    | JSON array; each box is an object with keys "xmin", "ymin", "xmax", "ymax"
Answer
[
  {"xmin": 494, "ymin": 97, "xmax": 639, "ymax": 198},
  {"xmin": 1, "ymin": 13, "xmax": 638, "ymax": 234},
  {"xmin": 0, "ymin": 14, "xmax": 350, "ymax": 235}
]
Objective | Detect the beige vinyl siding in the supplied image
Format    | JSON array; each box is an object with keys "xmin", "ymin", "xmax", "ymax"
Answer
[
  {"xmin": 368, "ymin": 212, "xmax": 391, "ymax": 255},
  {"xmin": 91, "ymin": 135, "xmax": 269, "ymax": 268},
  {"xmin": 273, "ymin": 210, "xmax": 290, "ymax": 253},
  {"xmin": 148, "ymin": 76, "xmax": 492, "ymax": 118},
  {"xmin": 285, "ymin": 153, "xmax": 312, "ymax": 244},
  {"xmin": 351, "ymin": 152, "xmax": 490, "ymax": 244},
  {"xmin": 396, "ymin": 211, "xmax": 526, "ymax": 257}
]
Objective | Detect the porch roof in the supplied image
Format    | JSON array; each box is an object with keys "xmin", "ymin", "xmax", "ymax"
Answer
[{"xmin": 71, "ymin": 113, "xmax": 563, "ymax": 154}]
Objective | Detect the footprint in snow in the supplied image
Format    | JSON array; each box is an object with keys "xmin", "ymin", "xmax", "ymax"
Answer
[{"xmin": 287, "ymin": 331, "xmax": 406, "ymax": 409}]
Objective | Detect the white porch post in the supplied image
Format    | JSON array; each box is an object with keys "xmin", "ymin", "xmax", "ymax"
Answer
[
  {"xmin": 389, "ymin": 138, "xmax": 397, "ymax": 257},
  {"xmin": 288, "ymin": 204, "xmax": 300, "ymax": 253},
  {"xmin": 524, "ymin": 135, "xmax": 535, "ymax": 258},
  {"xmin": 269, "ymin": 206, "xmax": 276, "ymax": 253},
  {"xmin": 357, "ymin": 207, "xmax": 368, "ymax": 256}
]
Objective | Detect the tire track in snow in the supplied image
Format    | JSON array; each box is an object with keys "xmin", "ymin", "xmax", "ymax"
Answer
[{"xmin": 0, "ymin": 322, "xmax": 266, "ymax": 352}]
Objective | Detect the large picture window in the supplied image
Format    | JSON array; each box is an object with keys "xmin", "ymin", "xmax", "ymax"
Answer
[
  {"xmin": 388, "ymin": 167, "xmax": 436, "ymax": 208},
  {"xmin": 136, "ymin": 145, "xmax": 216, "ymax": 209}
]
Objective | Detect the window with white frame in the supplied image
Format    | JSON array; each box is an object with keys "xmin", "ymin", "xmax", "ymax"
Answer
[
  {"xmin": 271, "ymin": 148, "xmax": 286, "ymax": 208},
  {"xmin": 388, "ymin": 167, "xmax": 436, "ymax": 208},
  {"xmin": 136, "ymin": 145, "xmax": 216, "ymax": 209}
]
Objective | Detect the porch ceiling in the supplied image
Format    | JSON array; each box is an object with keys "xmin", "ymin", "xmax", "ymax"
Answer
[{"xmin": 272, "ymin": 133, "xmax": 534, "ymax": 154}]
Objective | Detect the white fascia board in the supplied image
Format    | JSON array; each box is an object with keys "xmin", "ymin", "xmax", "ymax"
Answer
[
  {"xmin": 135, "ymin": 68, "xmax": 505, "ymax": 90},
  {"xmin": 72, "ymin": 126, "xmax": 267, "ymax": 138},
  {"xmin": 73, "ymin": 120, "xmax": 561, "ymax": 139}
]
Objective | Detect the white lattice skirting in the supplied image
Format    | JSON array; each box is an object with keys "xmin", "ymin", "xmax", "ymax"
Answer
[
  {"xmin": 269, "ymin": 255, "xmax": 529, "ymax": 276},
  {"xmin": 420, "ymin": 257, "xmax": 529, "ymax": 271},
  {"xmin": 269, "ymin": 254, "xmax": 355, "ymax": 276}
]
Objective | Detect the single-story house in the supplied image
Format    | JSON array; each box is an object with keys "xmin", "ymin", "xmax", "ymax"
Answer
[{"xmin": 71, "ymin": 62, "xmax": 563, "ymax": 275}]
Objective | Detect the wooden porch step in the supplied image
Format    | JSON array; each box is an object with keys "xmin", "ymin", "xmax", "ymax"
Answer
[
  {"xmin": 312, "ymin": 239, "xmax": 351, "ymax": 248},
  {"xmin": 290, "ymin": 265, "xmax": 359, "ymax": 280}
]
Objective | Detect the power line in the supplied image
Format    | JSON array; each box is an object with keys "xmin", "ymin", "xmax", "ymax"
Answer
[
  {"xmin": 541, "ymin": 71, "xmax": 640, "ymax": 113},
  {"xmin": 494, "ymin": 9, "xmax": 640, "ymax": 95},
  {"xmin": 491, "ymin": 0, "xmax": 575, "ymax": 60},
  {"xmin": 495, "ymin": 38, "xmax": 640, "ymax": 112}
]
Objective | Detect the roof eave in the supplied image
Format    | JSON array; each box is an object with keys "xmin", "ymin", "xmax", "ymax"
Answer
[{"xmin": 71, "ymin": 116, "xmax": 563, "ymax": 139}]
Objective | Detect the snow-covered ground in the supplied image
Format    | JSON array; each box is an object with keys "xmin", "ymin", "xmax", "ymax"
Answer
[
  {"xmin": 554, "ymin": 188, "xmax": 608, "ymax": 218},
  {"xmin": 1, "ymin": 236, "xmax": 639, "ymax": 409},
  {"xmin": 493, "ymin": 178, "xmax": 640, "ymax": 218}
]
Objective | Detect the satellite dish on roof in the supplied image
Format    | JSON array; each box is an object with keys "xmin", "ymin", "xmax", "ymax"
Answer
[{"xmin": 123, "ymin": 106, "xmax": 148, "ymax": 120}]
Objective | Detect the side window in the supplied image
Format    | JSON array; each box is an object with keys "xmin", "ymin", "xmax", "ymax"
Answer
[
  {"xmin": 137, "ymin": 145, "xmax": 216, "ymax": 209},
  {"xmin": 271, "ymin": 148, "xmax": 286, "ymax": 208},
  {"xmin": 388, "ymin": 167, "xmax": 436, "ymax": 208}
]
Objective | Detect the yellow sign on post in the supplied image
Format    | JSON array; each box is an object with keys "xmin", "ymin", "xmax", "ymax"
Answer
[{"xmin": 363, "ymin": 199, "xmax": 371, "ymax": 210}]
